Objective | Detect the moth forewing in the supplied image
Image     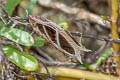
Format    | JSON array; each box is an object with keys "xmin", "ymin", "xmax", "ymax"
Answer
[{"xmin": 28, "ymin": 15, "xmax": 91, "ymax": 63}]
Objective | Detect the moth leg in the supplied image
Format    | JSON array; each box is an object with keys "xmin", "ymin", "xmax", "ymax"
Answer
[
  {"xmin": 9, "ymin": 16, "xmax": 29, "ymax": 26},
  {"xmin": 56, "ymin": 28, "xmax": 61, "ymax": 47}
]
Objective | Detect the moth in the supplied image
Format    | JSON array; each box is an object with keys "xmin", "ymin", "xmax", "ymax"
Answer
[{"xmin": 29, "ymin": 16, "xmax": 91, "ymax": 63}]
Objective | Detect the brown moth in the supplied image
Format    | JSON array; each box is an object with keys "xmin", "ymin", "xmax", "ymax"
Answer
[{"xmin": 28, "ymin": 15, "xmax": 91, "ymax": 63}]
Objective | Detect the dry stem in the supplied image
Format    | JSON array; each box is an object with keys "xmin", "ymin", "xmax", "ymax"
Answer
[{"xmin": 38, "ymin": 67, "xmax": 119, "ymax": 80}]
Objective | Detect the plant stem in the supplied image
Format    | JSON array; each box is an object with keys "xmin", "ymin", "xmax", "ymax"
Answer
[
  {"xmin": 110, "ymin": 0, "xmax": 119, "ymax": 50},
  {"xmin": 110, "ymin": 0, "xmax": 120, "ymax": 75},
  {"xmin": 38, "ymin": 67, "xmax": 119, "ymax": 80}
]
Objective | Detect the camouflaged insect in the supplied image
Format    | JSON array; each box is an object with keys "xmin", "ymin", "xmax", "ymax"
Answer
[{"xmin": 28, "ymin": 15, "xmax": 91, "ymax": 63}]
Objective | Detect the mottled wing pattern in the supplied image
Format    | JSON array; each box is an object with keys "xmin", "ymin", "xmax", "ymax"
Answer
[{"xmin": 28, "ymin": 16, "xmax": 91, "ymax": 63}]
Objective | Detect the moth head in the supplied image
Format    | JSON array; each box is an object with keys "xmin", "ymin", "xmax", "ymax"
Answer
[{"xmin": 28, "ymin": 15, "xmax": 38, "ymax": 28}]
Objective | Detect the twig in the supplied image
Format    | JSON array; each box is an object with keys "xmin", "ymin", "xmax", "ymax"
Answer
[
  {"xmin": 70, "ymin": 32, "xmax": 120, "ymax": 43},
  {"xmin": 33, "ymin": 48, "xmax": 54, "ymax": 61},
  {"xmin": 38, "ymin": 0, "xmax": 110, "ymax": 29}
]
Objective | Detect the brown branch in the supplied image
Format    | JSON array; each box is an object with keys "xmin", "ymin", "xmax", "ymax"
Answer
[{"xmin": 38, "ymin": 0, "xmax": 110, "ymax": 29}]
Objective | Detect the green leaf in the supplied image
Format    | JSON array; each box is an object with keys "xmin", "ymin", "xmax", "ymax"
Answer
[
  {"xmin": 59, "ymin": 22, "xmax": 68, "ymax": 30},
  {"xmin": 96, "ymin": 48, "xmax": 113, "ymax": 65},
  {"xmin": 3, "ymin": 45, "xmax": 38, "ymax": 71},
  {"xmin": 24, "ymin": 0, "xmax": 38, "ymax": 18},
  {"xmin": 82, "ymin": 48, "xmax": 113, "ymax": 70},
  {"xmin": 90, "ymin": 48, "xmax": 113, "ymax": 70},
  {"xmin": 80, "ymin": 63, "xmax": 93, "ymax": 70},
  {"xmin": 5, "ymin": 0, "xmax": 21, "ymax": 15},
  {"xmin": 20, "ymin": 0, "xmax": 38, "ymax": 30},
  {"xmin": 0, "ymin": 27, "xmax": 34, "ymax": 46},
  {"xmin": 32, "ymin": 37, "xmax": 45, "ymax": 47}
]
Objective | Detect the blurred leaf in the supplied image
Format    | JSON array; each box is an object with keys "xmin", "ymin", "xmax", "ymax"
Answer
[
  {"xmin": 3, "ymin": 45, "xmax": 38, "ymax": 71},
  {"xmin": 101, "ymin": 15, "xmax": 107, "ymax": 19},
  {"xmin": 90, "ymin": 48, "xmax": 113, "ymax": 70},
  {"xmin": 80, "ymin": 63, "xmax": 92, "ymax": 70},
  {"xmin": 24, "ymin": 0, "xmax": 38, "ymax": 18},
  {"xmin": 5, "ymin": 0, "xmax": 21, "ymax": 15},
  {"xmin": 20, "ymin": 0, "xmax": 38, "ymax": 30},
  {"xmin": 32, "ymin": 37, "xmax": 45, "ymax": 47},
  {"xmin": 96, "ymin": 48, "xmax": 113, "ymax": 65},
  {"xmin": 0, "ymin": 27, "xmax": 34, "ymax": 46},
  {"xmin": 59, "ymin": 22, "xmax": 68, "ymax": 30}
]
